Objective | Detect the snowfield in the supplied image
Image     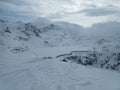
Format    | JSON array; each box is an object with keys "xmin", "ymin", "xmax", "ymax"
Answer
[{"xmin": 0, "ymin": 57, "xmax": 120, "ymax": 90}]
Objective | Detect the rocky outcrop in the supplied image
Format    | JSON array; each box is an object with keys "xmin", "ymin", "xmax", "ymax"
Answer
[
  {"xmin": 57, "ymin": 51, "xmax": 120, "ymax": 71},
  {"xmin": 21, "ymin": 23, "xmax": 41, "ymax": 37}
]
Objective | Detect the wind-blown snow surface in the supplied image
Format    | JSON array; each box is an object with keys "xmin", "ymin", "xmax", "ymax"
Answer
[{"xmin": 0, "ymin": 19, "xmax": 120, "ymax": 90}]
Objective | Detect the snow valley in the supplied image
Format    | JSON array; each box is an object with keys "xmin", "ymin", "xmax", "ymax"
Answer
[{"xmin": 0, "ymin": 18, "xmax": 120, "ymax": 90}]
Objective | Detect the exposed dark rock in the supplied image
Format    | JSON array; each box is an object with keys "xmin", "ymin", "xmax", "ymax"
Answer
[
  {"xmin": 4, "ymin": 27, "xmax": 12, "ymax": 34},
  {"xmin": 57, "ymin": 50, "xmax": 120, "ymax": 71},
  {"xmin": 21, "ymin": 23, "xmax": 41, "ymax": 37}
]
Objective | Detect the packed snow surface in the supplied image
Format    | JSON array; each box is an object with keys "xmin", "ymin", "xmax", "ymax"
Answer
[{"xmin": 0, "ymin": 57, "xmax": 120, "ymax": 90}]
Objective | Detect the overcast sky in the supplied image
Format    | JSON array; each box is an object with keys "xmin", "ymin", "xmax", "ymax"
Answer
[{"xmin": 0, "ymin": 0, "xmax": 120, "ymax": 27}]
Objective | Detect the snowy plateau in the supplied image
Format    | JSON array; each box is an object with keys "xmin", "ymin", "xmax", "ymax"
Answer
[{"xmin": 0, "ymin": 18, "xmax": 120, "ymax": 90}]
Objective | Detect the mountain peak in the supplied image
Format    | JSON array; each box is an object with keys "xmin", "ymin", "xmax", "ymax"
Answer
[{"xmin": 31, "ymin": 17, "xmax": 51, "ymax": 29}]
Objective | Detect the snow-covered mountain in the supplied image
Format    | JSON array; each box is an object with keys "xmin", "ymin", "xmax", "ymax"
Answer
[
  {"xmin": 0, "ymin": 18, "xmax": 120, "ymax": 90},
  {"xmin": 0, "ymin": 18, "xmax": 120, "ymax": 69},
  {"xmin": 0, "ymin": 18, "xmax": 84, "ymax": 48}
]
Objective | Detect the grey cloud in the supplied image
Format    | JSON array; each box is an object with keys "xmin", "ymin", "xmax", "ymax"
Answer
[
  {"xmin": 0, "ymin": 0, "xmax": 43, "ymax": 21},
  {"xmin": 0, "ymin": 0, "xmax": 73, "ymax": 21},
  {"xmin": 80, "ymin": 7, "xmax": 120, "ymax": 16},
  {"xmin": 0, "ymin": 0, "xmax": 120, "ymax": 25},
  {"xmin": 86, "ymin": 22, "xmax": 120, "ymax": 38}
]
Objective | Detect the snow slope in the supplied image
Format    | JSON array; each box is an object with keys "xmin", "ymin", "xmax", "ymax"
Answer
[{"xmin": 0, "ymin": 58, "xmax": 120, "ymax": 90}]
